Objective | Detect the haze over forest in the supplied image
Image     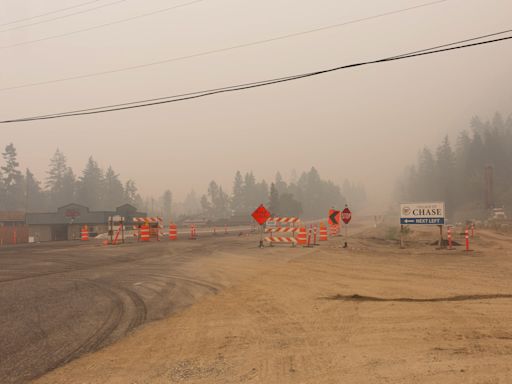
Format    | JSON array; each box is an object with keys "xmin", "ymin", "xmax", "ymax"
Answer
[{"xmin": 1, "ymin": 0, "xmax": 512, "ymax": 212}]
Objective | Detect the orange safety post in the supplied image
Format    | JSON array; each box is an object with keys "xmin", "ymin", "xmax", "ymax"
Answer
[
  {"xmin": 471, "ymin": 223, "xmax": 475, "ymax": 238},
  {"xmin": 169, "ymin": 224, "xmax": 177, "ymax": 240},
  {"xmin": 447, "ymin": 226, "xmax": 453, "ymax": 250},
  {"xmin": 313, "ymin": 225, "xmax": 318, "ymax": 245},
  {"xmin": 140, "ymin": 224, "xmax": 150, "ymax": 242},
  {"xmin": 81, "ymin": 225, "xmax": 89, "ymax": 241},
  {"xmin": 465, "ymin": 227, "xmax": 469, "ymax": 251},
  {"xmin": 296, "ymin": 227, "xmax": 307, "ymax": 245}
]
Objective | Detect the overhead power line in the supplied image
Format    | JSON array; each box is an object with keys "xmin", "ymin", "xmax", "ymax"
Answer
[
  {"xmin": 0, "ymin": 0, "xmax": 207, "ymax": 49},
  {"xmin": 12, "ymin": 28, "xmax": 511, "ymax": 120},
  {"xmin": 0, "ymin": 0, "xmax": 127, "ymax": 34},
  {"xmin": 2, "ymin": 32, "xmax": 511, "ymax": 124},
  {"xmin": 0, "ymin": 0, "xmax": 103, "ymax": 27},
  {"xmin": 0, "ymin": 0, "xmax": 451, "ymax": 91}
]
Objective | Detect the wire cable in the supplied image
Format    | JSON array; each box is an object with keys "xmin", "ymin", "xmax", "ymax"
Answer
[
  {"xmin": 0, "ymin": 0, "xmax": 451, "ymax": 92},
  {"xmin": 0, "ymin": 0, "xmax": 127, "ymax": 34},
  {"xmin": 0, "ymin": 0, "xmax": 207, "ymax": 49},
  {"xmin": 0, "ymin": 0, "xmax": 103, "ymax": 27},
  {"xmin": 15, "ymin": 28, "xmax": 511, "ymax": 119},
  {"xmin": 2, "ymin": 33, "xmax": 511, "ymax": 124}
]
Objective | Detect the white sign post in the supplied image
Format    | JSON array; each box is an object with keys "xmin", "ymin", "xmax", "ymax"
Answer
[{"xmin": 400, "ymin": 202, "xmax": 446, "ymax": 248}]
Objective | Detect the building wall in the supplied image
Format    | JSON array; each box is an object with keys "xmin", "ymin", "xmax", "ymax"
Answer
[{"xmin": 29, "ymin": 225, "xmax": 52, "ymax": 242}]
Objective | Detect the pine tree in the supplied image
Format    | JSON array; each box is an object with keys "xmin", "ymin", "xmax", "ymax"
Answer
[
  {"xmin": 269, "ymin": 183, "xmax": 280, "ymax": 215},
  {"xmin": 124, "ymin": 180, "xmax": 138, "ymax": 205},
  {"xmin": 231, "ymin": 171, "xmax": 245, "ymax": 215},
  {"xmin": 46, "ymin": 149, "xmax": 71, "ymax": 208},
  {"xmin": 1, "ymin": 143, "xmax": 24, "ymax": 210},
  {"xmin": 161, "ymin": 189, "xmax": 173, "ymax": 222},
  {"xmin": 25, "ymin": 169, "xmax": 46, "ymax": 211},
  {"xmin": 77, "ymin": 157, "xmax": 104, "ymax": 209},
  {"xmin": 103, "ymin": 166, "xmax": 124, "ymax": 209}
]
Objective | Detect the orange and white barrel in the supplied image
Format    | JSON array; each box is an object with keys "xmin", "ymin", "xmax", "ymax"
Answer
[
  {"xmin": 169, "ymin": 224, "xmax": 177, "ymax": 240},
  {"xmin": 296, "ymin": 227, "xmax": 307, "ymax": 245},
  {"xmin": 140, "ymin": 224, "xmax": 150, "ymax": 242},
  {"xmin": 81, "ymin": 225, "xmax": 89, "ymax": 241},
  {"xmin": 319, "ymin": 224, "xmax": 328, "ymax": 241}
]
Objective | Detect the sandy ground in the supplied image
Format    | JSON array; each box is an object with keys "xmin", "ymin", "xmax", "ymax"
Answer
[{"xmin": 35, "ymin": 224, "xmax": 512, "ymax": 383}]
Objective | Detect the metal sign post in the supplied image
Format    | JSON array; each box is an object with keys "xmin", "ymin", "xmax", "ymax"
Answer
[
  {"xmin": 251, "ymin": 204, "xmax": 271, "ymax": 248},
  {"xmin": 342, "ymin": 205, "xmax": 352, "ymax": 248}
]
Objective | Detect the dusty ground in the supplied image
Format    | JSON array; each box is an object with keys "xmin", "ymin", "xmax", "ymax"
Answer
[{"xmin": 32, "ymin": 223, "xmax": 512, "ymax": 383}]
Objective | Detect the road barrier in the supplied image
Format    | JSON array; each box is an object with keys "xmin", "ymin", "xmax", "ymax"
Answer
[
  {"xmin": 264, "ymin": 236, "xmax": 298, "ymax": 246},
  {"xmin": 81, "ymin": 225, "xmax": 89, "ymax": 241},
  {"xmin": 270, "ymin": 217, "xmax": 300, "ymax": 224},
  {"xmin": 169, "ymin": 224, "xmax": 177, "ymax": 240},
  {"xmin": 133, "ymin": 217, "xmax": 163, "ymax": 241},
  {"xmin": 319, "ymin": 224, "xmax": 328, "ymax": 241},
  {"xmin": 265, "ymin": 217, "xmax": 301, "ymax": 247},
  {"xmin": 296, "ymin": 227, "xmax": 307, "ymax": 245},
  {"xmin": 140, "ymin": 224, "xmax": 150, "ymax": 242},
  {"xmin": 329, "ymin": 224, "xmax": 339, "ymax": 236}
]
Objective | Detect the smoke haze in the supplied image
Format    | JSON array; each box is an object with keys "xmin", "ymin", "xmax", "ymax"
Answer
[{"xmin": 1, "ymin": 0, "xmax": 511, "ymax": 206}]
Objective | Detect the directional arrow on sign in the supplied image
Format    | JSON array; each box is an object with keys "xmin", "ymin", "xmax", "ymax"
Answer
[{"xmin": 329, "ymin": 210, "xmax": 340, "ymax": 225}]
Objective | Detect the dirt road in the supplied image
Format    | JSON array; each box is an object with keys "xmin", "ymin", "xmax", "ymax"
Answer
[
  {"xmin": 0, "ymin": 235, "xmax": 295, "ymax": 384},
  {"xmin": 30, "ymin": 224, "xmax": 512, "ymax": 383}
]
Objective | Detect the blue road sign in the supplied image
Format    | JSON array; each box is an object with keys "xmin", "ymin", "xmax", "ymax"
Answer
[{"xmin": 400, "ymin": 218, "xmax": 445, "ymax": 225}]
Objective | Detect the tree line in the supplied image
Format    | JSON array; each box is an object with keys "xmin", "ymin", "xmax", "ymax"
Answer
[
  {"xmin": 396, "ymin": 112, "xmax": 512, "ymax": 219},
  {"xmin": 199, "ymin": 167, "xmax": 364, "ymax": 220},
  {"xmin": 0, "ymin": 146, "xmax": 174, "ymax": 221},
  {"xmin": 0, "ymin": 144, "xmax": 366, "ymax": 221}
]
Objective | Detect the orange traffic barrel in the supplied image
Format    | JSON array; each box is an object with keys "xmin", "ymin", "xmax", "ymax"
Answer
[
  {"xmin": 319, "ymin": 224, "xmax": 328, "ymax": 241},
  {"xmin": 140, "ymin": 224, "xmax": 150, "ymax": 242},
  {"xmin": 81, "ymin": 225, "xmax": 89, "ymax": 241},
  {"xmin": 296, "ymin": 227, "xmax": 307, "ymax": 245},
  {"xmin": 169, "ymin": 224, "xmax": 177, "ymax": 240}
]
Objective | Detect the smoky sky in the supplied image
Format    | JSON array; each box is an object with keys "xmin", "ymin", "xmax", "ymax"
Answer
[{"xmin": 1, "ymin": 0, "xmax": 511, "ymax": 206}]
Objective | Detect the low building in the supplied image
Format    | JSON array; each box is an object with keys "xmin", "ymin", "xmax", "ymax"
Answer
[
  {"xmin": 0, "ymin": 211, "xmax": 26, "ymax": 227},
  {"xmin": 0, "ymin": 211, "xmax": 28, "ymax": 245},
  {"xmin": 26, "ymin": 203, "xmax": 147, "ymax": 241}
]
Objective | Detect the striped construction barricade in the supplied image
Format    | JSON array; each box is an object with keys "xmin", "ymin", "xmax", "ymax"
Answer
[
  {"xmin": 133, "ymin": 217, "xmax": 163, "ymax": 240},
  {"xmin": 264, "ymin": 236, "xmax": 298, "ymax": 246}
]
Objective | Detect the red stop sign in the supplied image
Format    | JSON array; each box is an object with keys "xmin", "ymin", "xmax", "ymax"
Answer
[
  {"xmin": 342, "ymin": 207, "xmax": 352, "ymax": 224},
  {"xmin": 251, "ymin": 204, "xmax": 271, "ymax": 225}
]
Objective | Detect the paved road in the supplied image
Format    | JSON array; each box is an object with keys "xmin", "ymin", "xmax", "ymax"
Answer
[{"xmin": 0, "ymin": 234, "xmax": 271, "ymax": 384}]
